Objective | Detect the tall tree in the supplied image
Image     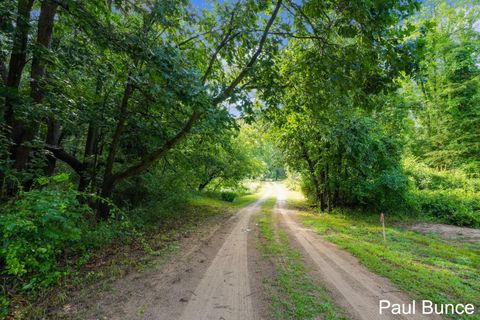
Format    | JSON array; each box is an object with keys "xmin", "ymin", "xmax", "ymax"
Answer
[
  {"xmin": 3, "ymin": 0, "xmax": 34, "ymax": 128},
  {"xmin": 404, "ymin": 0, "xmax": 480, "ymax": 175},
  {"xmin": 11, "ymin": 0, "xmax": 58, "ymax": 172}
]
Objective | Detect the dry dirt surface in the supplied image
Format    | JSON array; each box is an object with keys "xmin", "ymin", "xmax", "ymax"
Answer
[
  {"xmin": 178, "ymin": 191, "xmax": 270, "ymax": 320},
  {"xmin": 274, "ymin": 184, "xmax": 440, "ymax": 320},
  {"xmin": 60, "ymin": 184, "xmax": 443, "ymax": 320},
  {"xmin": 61, "ymin": 191, "xmax": 271, "ymax": 320},
  {"xmin": 410, "ymin": 223, "xmax": 480, "ymax": 242}
]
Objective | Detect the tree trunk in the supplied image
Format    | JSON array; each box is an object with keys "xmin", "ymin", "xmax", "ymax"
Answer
[
  {"xmin": 301, "ymin": 142, "xmax": 323, "ymax": 210},
  {"xmin": 198, "ymin": 171, "xmax": 219, "ymax": 191},
  {"xmin": 325, "ymin": 163, "xmax": 331, "ymax": 212},
  {"xmin": 318, "ymin": 170, "xmax": 326, "ymax": 212},
  {"xmin": 78, "ymin": 75, "xmax": 102, "ymax": 191},
  {"xmin": 98, "ymin": 74, "xmax": 134, "ymax": 218},
  {"xmin": 198, "ymin": 179, "xmax": 211, "ymax": 191},
  {"xmin": 12, "ymin": 0, "xmax": 58, "ymax": 172},
  {"xmin": 0, "ymin": 0, "xmax": 34, "ymax": 194},
  {"xmin": 44, "ymin": 117, "xmax": 61, "ymax": 175},
  {"xmin": 98, "ymin": 178, "xmax": 114, "ymax": 220},
  {"xmin": 78, "ymin": 122, "xmax": 98, "ymax": 191},
  {"xmin": 0, "ymin": 62, "xmax": 7, "ymax": 85},
  {"xmin": 103, "ymin": 74, "xmax": 134, "ymax": 180},
  {"xmin": 4, "ymin": 0, "xmax": 34, "ymax": 127}
]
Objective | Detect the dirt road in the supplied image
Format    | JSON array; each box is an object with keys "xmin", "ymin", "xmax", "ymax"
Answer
[
  {"xmin": 65, "ymin": 189, "xmax": 271, "ymax": 320},
  {"xmin": 274, "ymin": 184, "xmax": 438, "ymax": 320},
  {"xmin": 178, "ymin": 184, "xmax": 434, "ymax": 320},
  {"xmin": 65, "ymin": 184, "xmax": 435, "ymax": 320},
  {"xmin": 178, "ymin": 191, "xmax": 270, "ymax": 320}
]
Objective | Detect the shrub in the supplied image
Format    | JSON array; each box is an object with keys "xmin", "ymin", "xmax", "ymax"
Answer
[
  {"xmin": 0, "ymin": 174, "xmax": 90, "ymax": 288},
  {"xmin": 0, "ymin": 294, "xmax": 9, "ymax": 319},
  {"xmin": 220, "ymin": 191, "xmax": 237, "ymax": 202},
  {"xmin": 363, "ymin": 167, "xmax": 409, "ymax": 211},
  {"xmin": 410, "ymin": 189, "xmax": 480, "ymax": 228},
  {"xmin": 300, "ymin": 167, "xmax": 409, "ymax": 212},
  {"xmin": 403, "ymin": 157, "xmax": 480, "ymax": 192},
  {"xmin": 113, "ymin": 163, "xmax": 191, "ymax": 208},
  {"xmin": 403, "ymin": 158, "xmax": 480, "ymax": 227}
]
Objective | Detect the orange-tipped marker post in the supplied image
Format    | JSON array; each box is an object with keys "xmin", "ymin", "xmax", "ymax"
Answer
[{"xmin": 380, "ymin": 212, "xmax": 387, "ymax": 247}]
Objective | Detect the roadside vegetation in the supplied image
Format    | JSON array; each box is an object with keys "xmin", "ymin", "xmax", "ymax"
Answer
[
  {"xmin": 405, "ymin": 158, "xmax": 480, "ymax": 227},
  {"xmin": 1, "ymin": 0, "xmax": 478, "ymax": 317},
  {"xmin": 268, "ymin": 0, "xmax": 479, "ymax": 228},
  {"xmin": 288, "ymin": 197, "xmax": 480, "ymax": 320},
  {"xmin": 2, "ymin": 188, "xmax": 261, "ymax": 319},
  {"xmin": 256, "ymin": 197, "xmax": 347, "ymax": 320}
]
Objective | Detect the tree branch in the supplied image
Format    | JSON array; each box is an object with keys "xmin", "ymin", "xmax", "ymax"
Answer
[
  {"xmin": 105, "ymin": 0, "xmax": 283, "ymax": 187},
  {"xmin": 212, "ymin": 0, "xmax": 283, "ymax": 105},
  {"xmin": 109, "ymin": 111, "xmax": 201, "ymax": 185},
  {"xmin": 202, "ymin": 4, "xmax": 240, "ymax": 83},
  {"xmin": 177, "ymin": 27, "xmax": 219, "ymax": 48},
  {"xmin": 283, "ymin": 0, "xmax": 329, "ymax": 48},
  {"xmin": 44, "ymin": 144, "xmax": 85, "ymax": 174}
]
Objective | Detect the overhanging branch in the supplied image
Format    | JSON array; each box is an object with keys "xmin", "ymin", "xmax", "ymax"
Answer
[
  {"xmin": 44, "ymin": 144, "xmax": 85, "ymax": 174},
  {"xmin": 109, "ymin": 111, "xmax": 201, "ymax": 185},
  {"xmin": 105, "ymin": 0, "xmax": 283, "ymax": 187},
  {"xmin": 213, "ymin": 0, "xmax": 283, "ymax": 105}
]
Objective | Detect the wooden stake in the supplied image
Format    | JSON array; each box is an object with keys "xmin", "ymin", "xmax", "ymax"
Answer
[{"xmin": 380, "ymin": 212, "xmax": 387, "ymax": 247}]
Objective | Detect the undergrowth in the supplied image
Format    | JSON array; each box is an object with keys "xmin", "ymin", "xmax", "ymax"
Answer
[
  {"xmin": 294, "ymin": 198, "xmax": 480, "ymax": 320},
  {"xmin": 0, "ymin": 176, "xmax": 261, "ymax": 319}
]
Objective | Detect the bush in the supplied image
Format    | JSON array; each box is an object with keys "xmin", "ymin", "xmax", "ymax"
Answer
[
  {"xmin": 300, "ymin": 167, "xmax": 409, "ymax": 212},
  {"xmin": 290, "ymin": 115, "xmax": 409, "ymax": 212},
  {"xmin": 0, "ymin": 294, "xmax": 9, "ymax": 319},
  {"xmin": 403, "ymin": 157, "xmax": 479, "ymax": 192},
  {"xmin": 284, "ymin": 171, "xmax": 301, "ymax": 191},
  {"xmin": 113, "ymin": 165, "xmax": 191, "ymax": 208},
  {"xmin": 403, "ymin": 158, "xmax": 480, "ymax": 227},
  {"xmin": 220, "ymin": 191, "xmax": 237, "ymax": 202},
  {"xmin": 0, "ymin": 174, "xmax": 89, "ymax": 288},
  {"xmin": 363, "ymin": 167, "xmax": 409, "ymax": 211},
  {"xmin": 410, "ymin": 189, "xmax": 480, "ymax": 228}
]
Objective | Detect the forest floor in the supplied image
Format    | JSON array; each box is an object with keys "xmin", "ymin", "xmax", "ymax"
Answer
[{"xmin": 53, "ymin": 183, "xmax": 478, "ymax": 319}]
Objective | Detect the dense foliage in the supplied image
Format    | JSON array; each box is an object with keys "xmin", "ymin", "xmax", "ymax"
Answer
[
  {"xmin": 0, "ymin": 0, "xmax": 285, "ymax": 216},
  {"xmin": 261, "ymin": 0, "xmax": 419, "ymax": 211},
  {"xmin": 259, "ymin": 0, "xmax": 479, "ymax": 224},
  {"xmin": 0, "ymin": 175, "xmax": 85, "ymax": 286},
  {"xmin": 404, "ymin": 1, "xmax": 480, "ymax": 174},
  {"xmin": 277, "ymin": 111, "xmax": 408, "ymax": 211},
  {"xmin": 0, "ymin": 0, "xmax": 479, "ymax": 317},
  {"xmin": 405, "ymin": 158, "xmax": 480, "ymax": 227}
]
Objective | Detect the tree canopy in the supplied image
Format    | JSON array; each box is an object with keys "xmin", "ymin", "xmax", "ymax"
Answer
[{"xmin": 1, "ymin": 1, "xmax": 479, "ymax": 314}]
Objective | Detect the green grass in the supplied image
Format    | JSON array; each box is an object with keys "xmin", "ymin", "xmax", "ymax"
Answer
[
  {"xmin": 9, "ymin": 192, "xmax": 261, "ymax": 319},
  {"xmin": 256, "ymin": 198, "xmax": 347, "ymax": 320},
  {"xmin": 190, "ymin": 191, "xmax": 261, "ymax": 209},
  {"xmin": 292, "ymin": 199, "xmax": 480, "ymax": 320}
]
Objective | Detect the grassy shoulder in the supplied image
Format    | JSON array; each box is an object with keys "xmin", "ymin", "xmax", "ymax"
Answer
[
  {"xmin": 190, "ymin": 191, "xmax": 261, "ymax": 209},
  {"xmin": 291, "ymin": 198, "xmax": 480, "ymax": 320},
  {"xmin": 256, "ymin": 197, "xmax": 347, "ymax": 320},
  {"xmin": 4, "ymin": 191, "xmax": 261, "ymax": 319}
]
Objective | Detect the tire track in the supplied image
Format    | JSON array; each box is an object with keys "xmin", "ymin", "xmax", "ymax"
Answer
[
  {"xmin": 274, "ymin": 184, "xmax": 440, "ymax": 320},
  {"xmin": 179, "ymin": 191, "xmax": 271, "ymax": 320}
]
